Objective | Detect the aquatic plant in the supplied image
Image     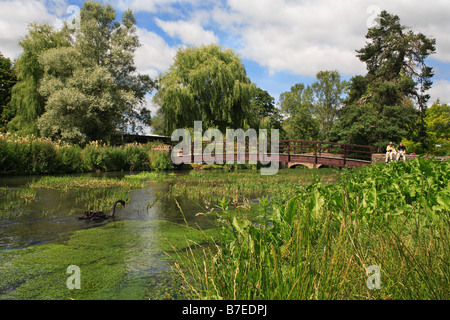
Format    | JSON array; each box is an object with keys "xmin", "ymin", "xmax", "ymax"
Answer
[
  {"xmin": 164, "ymin": 168, "xmax": 337, "ymax": 204},
  {"xmin": 173, "ymin": 158, "xmax": 449, "ymax": 300},
  {"xmin": 0, "ymin": 220, "xmax": 216, "ymax": 299},
  {"xmin": 0, "ymin": 187, "xmax": 37, "ymax": 217}
]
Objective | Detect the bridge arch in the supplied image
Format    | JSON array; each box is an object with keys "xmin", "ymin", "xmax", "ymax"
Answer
[{"xmin": 288, "ymin": 163, "xmax": 323, "ymax": 169}]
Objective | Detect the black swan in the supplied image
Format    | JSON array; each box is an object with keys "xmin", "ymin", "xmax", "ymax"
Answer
[{"xmin": 79, "ymin": 200, "xmax": 126, "ymax": 221}]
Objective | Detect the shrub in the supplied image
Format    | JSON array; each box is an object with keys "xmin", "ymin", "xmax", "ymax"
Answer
[
  {"xmin": 0, "ymin": 133, "xmax": 172, "ymax": 175},
  {"xmin": 124, "ymin": 144, "xmax": 150, "ymax": 171},
  {"xmin": 82, "ymin": 141, "xmax": 107, "ymax": 171},
  {"xmin": 56, "ymin": 145, "xmax": 84, "ymax": 173},
  {"xmin": 149, "ymin": 150, "xmax": 173, "ymax": 171}
]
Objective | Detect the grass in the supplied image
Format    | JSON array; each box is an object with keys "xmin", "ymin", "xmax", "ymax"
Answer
[
  {"xmin": 163, "ymin": 167, "xmax": 338, "ymax": 204},
  {"xmin": 0, "ymin": 187, "xmax": 36, "ymax": 217},
  {"xmin": 170, "ymin": 158, "xmax": 449, "ymax": 300}
]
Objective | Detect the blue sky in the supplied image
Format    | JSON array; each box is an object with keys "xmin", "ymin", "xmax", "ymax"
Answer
[{"xmin": 1, "ymin": 0, "xmax": 450, "ymax": 115}]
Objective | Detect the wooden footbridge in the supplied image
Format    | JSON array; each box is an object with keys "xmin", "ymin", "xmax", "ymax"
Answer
[{"xmin": 169, "ymin": 140, "xmax": 373, "ymax": 169}]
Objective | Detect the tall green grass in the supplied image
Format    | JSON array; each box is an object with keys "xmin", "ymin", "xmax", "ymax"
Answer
[
  {"xmin": 0, "ymin": 133, "xmax": 173, "ymax": 175},
  {"xmin": 165, "ymin": 168, "xmax": 337, "ymax": 204},
  {"xmin": 172, "ymin": 158, "xmax": 449, "ymax": 299}
]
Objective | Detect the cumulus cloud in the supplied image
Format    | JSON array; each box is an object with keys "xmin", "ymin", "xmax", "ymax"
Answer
[
  {"xmin": 155, "ymin": 18, "xmax": 219, "ymax": 46},
  {"xmin": 134, "ymin": 27, "xmax": 177, "ymax": 78},
  {"xmin": 209, "ymin": 0, "xmax": 450, "ymax": 77},
  {"xmin": 428, "ymin": 80, "xmax": 450, "ymax": 105},
  {"xmin": 110, "ymin": 0, "xmax": 206, "ymax": 14},
  {"xmin": 0, "ymin": 0, "xmax": 65, "ymax": 59},
  {"xmin": 2, "ymin": 0, "xmax": 449, "ymax": 89}
]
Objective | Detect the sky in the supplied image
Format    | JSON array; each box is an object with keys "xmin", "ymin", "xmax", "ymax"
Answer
[{"xmin": 1, "ymin": 0, "xmax": 449, "ymax": 122}]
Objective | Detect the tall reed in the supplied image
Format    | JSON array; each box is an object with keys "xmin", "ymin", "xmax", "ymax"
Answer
[
  {"xmin": 0, "ymin": 132, "xmax": 171, "ymax": 175},
  {"xmin": 172, "ymin": 158, "xmax": 449, "ymax": 300}
]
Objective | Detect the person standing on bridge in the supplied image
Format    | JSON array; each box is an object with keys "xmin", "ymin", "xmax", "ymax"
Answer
[{"xmin": 385, "ymin": 142, "xmax": 397, "ymax": 163}]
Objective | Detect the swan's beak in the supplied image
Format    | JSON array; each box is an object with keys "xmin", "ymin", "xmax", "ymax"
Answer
[{"xmin": 123, "ymin": 205, "xmax": 126, "ymax": 208}]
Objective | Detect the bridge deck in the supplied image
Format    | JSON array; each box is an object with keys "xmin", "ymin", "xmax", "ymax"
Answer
[{"xmin": 171, "ymin": 139, "xmax": 373, "ymax": 168}]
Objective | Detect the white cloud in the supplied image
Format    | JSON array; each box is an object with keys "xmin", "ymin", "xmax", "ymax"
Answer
[
  {"xmin": 110, "ymin": 0, "xmax": 205, "ymax": 14},
  {"xmin": 155, "ymin": 18, "xmax": 219, "ymax": 46},
  {"xmin": 208, "ymin": 0, "xmax": 370, "ymax": 77},
  {"xmin": 428, "ymin": 80, "xmax": 450, "ymax": 105},
  {"xmin": 134, "ymin": 27, "xmax": 177, "ymax": 78},
  {"xmin": 0, "ymin": 0, "xmax": 65, "ymax": 59},
  {"xmin": 210, "ymin": 0, "xmax": 450, "ymax": 77},
  {"xmin": 375, "ymin": 0, "xmax": 450, "ymax": 63}
]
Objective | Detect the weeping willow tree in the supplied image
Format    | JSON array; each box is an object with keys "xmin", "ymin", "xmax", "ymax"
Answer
[
  {"xmin": 154, "ymin": 44, "xmax": 255, "ymax": 134},
  {"xmin": 7, "ymin": 24, "xmax": 71, "ymax": 136}
]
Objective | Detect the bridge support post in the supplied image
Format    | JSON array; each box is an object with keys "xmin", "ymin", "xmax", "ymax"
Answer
[
  {"xmin": 287, "ymin": 141, "xmax": 291, "ymax": 162},
  {"xmin": 343, "ymin": 145, "xmax": 347, "ymax": 166}
]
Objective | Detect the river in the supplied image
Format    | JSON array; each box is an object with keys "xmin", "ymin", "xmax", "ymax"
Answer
[{"xmin": 0, "ymin": 171, "xmax": 214, "ymax": 300}]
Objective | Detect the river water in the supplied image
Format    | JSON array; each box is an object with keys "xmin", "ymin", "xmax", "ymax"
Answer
[{"xmin": 0, "ymin": 172, "xmax": 214, "ymax": 300}]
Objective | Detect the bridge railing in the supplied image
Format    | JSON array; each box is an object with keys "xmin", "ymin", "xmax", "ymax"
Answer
[
  {"xmin": 278, "ymin": 140, "xmax": 373, "ymax": 163},
  {"xmin": 170, "ymin": 139, "xmax": 373, "ymax": 164}
]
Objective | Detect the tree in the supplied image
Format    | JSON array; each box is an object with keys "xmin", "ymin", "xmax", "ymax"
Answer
[
  {"xmin": 424, "ymin": 101, "xmax": 449, "ymax": 155},
  {"xmin": 308, "ymin": 70, "xmax": 347, "ymax": 140},
  {"xmin": 150, "ymin": 108, "xmax": 166, "ymax": 136},
  {"xmin": 154, "ymin": 44, "xmax": 255, "ymax": 134},
  {"xmin": 249, "ymin": 87, "xmax": 282, "ymax": 131},
  {"xmin": 7, "ymin": 23, "xmax": 71, "ymax": 135},
  {"xmin": 279, "ymin": 83, "xmax": 319, "ymax": 140},
  {"xmin": 330, "ymin": 10, "xmax": 434, "ymax": 150},
  {"xmin": 0, "ymin": 53, "xmax": 17, "ymax": 131},
  {"xmin": 36, "ymin": 1, "xmax": 154, "ymax": 144},
  {"xmin": 328, "ymin": 101, "xmax": 418, "ymax": 151},
  {"xmin": 355, "ymin": 10, "xmax": 436, "ymax": 147}
]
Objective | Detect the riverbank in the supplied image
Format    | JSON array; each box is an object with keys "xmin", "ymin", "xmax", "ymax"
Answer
[{"xmin": 0, "ymin": 133, "xmax": 173, "ymax": 175}]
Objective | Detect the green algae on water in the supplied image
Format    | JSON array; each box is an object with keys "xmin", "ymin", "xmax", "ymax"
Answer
[{"xmin": 0, "ymin": 220, "xmax": 216, "ymax": 300}]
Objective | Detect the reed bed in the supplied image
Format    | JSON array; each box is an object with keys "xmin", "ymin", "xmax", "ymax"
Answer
[
  {"xmin": 165, "ymin": 168, "xmax": 337, "ymax": 204},
  {"xmin": 171, "ymin": 158, "xmax": 449, "ymax": 300},
  {"xmin": 0, "ymin": 132, "xmax": 172, "ymax": 175}
]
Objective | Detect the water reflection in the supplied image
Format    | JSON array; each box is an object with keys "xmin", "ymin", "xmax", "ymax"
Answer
[
  {"xmin": 0, "ymin": 172, "xmax": 213, "ymax": 250},
  {"xmin": 0, "ymin": 171, "xmax": 217, "ymax": 299}
]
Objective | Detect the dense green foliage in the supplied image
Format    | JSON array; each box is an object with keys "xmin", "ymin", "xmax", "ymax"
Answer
[
  {"xmin": 37, "ymin": 1, "xmax": 154, "ymax": 144},
  {"xmin": 0, "ymin": 133, "xmax": 172, "ymax": 175},
  {"xmin": 403, "ymin": 101, "xmax": 450, "ymax": 155},
  {"xmin": 6, "ymin": 1, "xmax": 154, "ymax": 144},
  {"xmin": 280, "ymin": 71, "xmax": 347, "ymax": 141},
  {"xmin": 279, "ymin": 83, "xmax": 319, "ymax": 140},
  {"xmin": 155, "ymin": 44, "xmax": 256, "ymax": 134},
  {"xmin": 249, "ymin": 87, "xmax": 282, "ymax": 132},
  {"xmin": 0, "ymin": 53, "xmax": 17, "ymax": 131},
  {"xmin": 7, "ymin": 24, "xmax": 70, "ymax": 136},
  {"xmin": 329, "ymin": 11, "xmax": 436, "ymax": 151},
  {"xmin": 174, "ymin": 158, "xmax": 449, "ymax": 299}
]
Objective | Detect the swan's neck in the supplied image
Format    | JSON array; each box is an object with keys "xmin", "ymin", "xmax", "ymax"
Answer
[{"xmin": 109, "ymin": 201, "xmax": 121, "ymax": 217}]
